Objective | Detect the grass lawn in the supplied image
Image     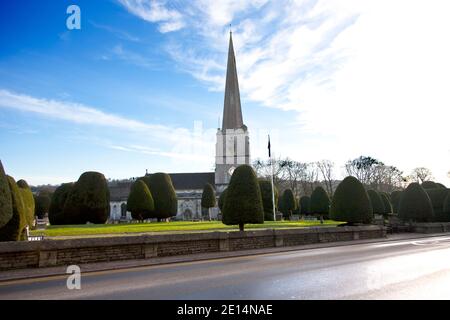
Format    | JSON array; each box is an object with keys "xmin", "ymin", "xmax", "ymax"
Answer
[{"xmin": 31, "ymin": 220, "xmax": 343, "ymax": 238}]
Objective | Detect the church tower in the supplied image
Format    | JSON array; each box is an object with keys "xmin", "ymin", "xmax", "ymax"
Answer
[{"xmin": 215, "ymin": 32, "xmax": 250, "ymax": 192}]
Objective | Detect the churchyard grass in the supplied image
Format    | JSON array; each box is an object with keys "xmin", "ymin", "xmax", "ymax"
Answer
[{"xmin": 31, "ymin": 220, "xmax": 342, "ymax": 238}]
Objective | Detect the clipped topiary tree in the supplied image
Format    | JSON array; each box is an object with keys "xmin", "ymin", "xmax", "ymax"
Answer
[
  {"xmin": 34, "ymin": 193, "xmax": 51, "ymax": 219},
  {"xmin": 218, "ymin": 188, "xmax": 227, "ymax": 212},
  {"xmin": 330, "ymin": 176, "xmax": 373, "ymax": 225},
  {"xmin": 422, "ymin": 181, "xmax": 438, "ymax": 189},
  {"xmin": 390, "ymin": 190, "xmax": 403, "ymax": 213},
  {"xmin": 0, "ymin": 176, "xmax": 26, "ymax": 241},
  {"xmin": 201, "ymin": 183, "xmax": 216, "ymax": 220},
  {"xmin": 127, "ymin": 180, "xmax": 154, "ymax": 221},
  {"xmin": 380, "ymin": 193, "xmax": 392, "ymax": 217},
  {"xmin": 49, "ymin": 183, "xmax": 74, "ymax": 225},
  {"xmin": 310, "ymin": 186, "xmax": 330, "ymax": 218},
  {"xmin": 436, "ymin": 183, "xmax": 447, "ymax": 189},
  {"xmin": 63, "ymin": 172, "xmax": 110, "ymax": 224},
  {"xmin": 0, "ymin": 160, "xmax": 12, "ymax": 229},
  {"xmin": 425, "ymin": 188, "xmax": 450, "ymax": 222},
  {"xmin": 142, "ymin": 173, "xmax": 177, "ymax": 221},
  {"xmin": 17, "ymin": 180, "xmax": 35, "ymax": 229},
  {"xmin": 399, "ymin": 183, "xmax": 434, "ymax": 222},
  {"xmin": 280, "ymin": 189, "xmax": 296, "ymax": 219},
  {"xmin": 367, "ymin": 190, "xmax": 385, "ymax": 215},
  {"xmin": 443, "ymin": 194, "xmax": 450, "ymax": 219},
  {"xmin": 222, "ymin": 165, "xmax": 264, "ymax": 231},
  {"xmin": 258, "ymin": 179, "xmax": 278, "ymax": 221},
  {"xmin": 299, "ymin": 196, "xmax": 311, "ymax": 215}
]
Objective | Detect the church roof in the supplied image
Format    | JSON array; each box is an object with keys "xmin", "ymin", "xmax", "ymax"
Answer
[
  {"xmin": 222, "ymin": 32, "xmax": 244, "ymax": 130},
  {"xmin": 169, "ymin": 172, "xmax": 215, "ymax": 190}
]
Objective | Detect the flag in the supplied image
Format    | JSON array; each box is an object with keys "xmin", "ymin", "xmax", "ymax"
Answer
[{"xmin": 268, "ymin": 135, "xmax": 271, "ymax": 158}]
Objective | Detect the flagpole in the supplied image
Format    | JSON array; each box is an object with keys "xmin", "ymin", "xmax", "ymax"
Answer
[{"xmin": 268, "ymin": 135, "xmax": 276, "ymax": 222}]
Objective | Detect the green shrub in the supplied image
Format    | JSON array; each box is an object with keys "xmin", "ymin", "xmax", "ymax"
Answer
[
  {"xmin": 299, "ymin": 196, "xmax": 311, "ymax": 215},
  {"xmin": 425, "ymin": 188, "xmax": 450, "ymax": 222},
  {"xmin": 330, "ymin": 176, "xmax": 373, "ymax": 224},
  {"xmin": 17, "ymin": 180, "xmax": 35, "ymax": 228},
  {"xmin": 310, "ymin": 186, "xmax": 330, "ymax": 217},
  {"xmin": 436, "ymin": 183, "xmax": 447, "ymax": 189},
  {"xmin": 368, "ymin": 190, "xmax": 385, "ymax": 215},
  {"xmin": 258, "ymin": 179, "xmax": 278, "ymax": 221},
  {"xmin": 0, "ymin": 160, "xmax": 12, "ymax": 229},
  {"xmin": 0, "ymin": 176, "xmax": 26, "ymax": 241},
  {"xmin": 201, "ymin": 183, "xmax": 216, "ymax": 209},
  {"xmin": 49, "ymin": 183, "xmax": 74, "ymax": 225},
  {"xmin": 390, "ymin": 190, "xmax": 403, "ymax": 213},
  {"xmin": 399, "ymin": 183, "xmax": 433, "ymax": 222},
  {"xmin": 222, "ymin": 165, "xmax": 264, "ymax": 231},
  {"xmin": 127, "ymin": 180, "xmax": 154, "ymax": 221},
  {"xmin": 63, "ymin": 172, "xmax": 110, "ymax": 224},
  {"xmin": 422, "ymin": 181, "xmax": 438, "ymax": 189},
  {"xmin": 280, "ymin": 189, "xmax": 296, "ymax": 219},
  {"xmin": 218, "ymin": 188, "xmax": 227, "ymax": 212},
  {"xmin": 143, "ymin": 173, "xmax": 178, "ymax": 220},
  {"xmin": 444, "ymin": 194, "xmax": 450, "ymax": 217},
  {"xmin": 380, "ymin": 193, "xmax": 392, "ymax": 216},
  {"xmin": 34, "ymin": 193, "xmax": 51, "ymax": 219}
]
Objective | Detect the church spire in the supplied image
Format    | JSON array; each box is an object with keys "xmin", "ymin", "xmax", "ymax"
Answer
[{"xmin": 222, "ymin": 31, "xmax": 244, "ymax": 130}]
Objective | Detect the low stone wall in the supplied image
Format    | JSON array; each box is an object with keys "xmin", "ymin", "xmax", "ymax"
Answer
[
  {"xmin": 412, "ymin": 222, "xmax": 450, "ymax": 234},
  {"xmin": 0, "ymin": 226, "xmax": 386, "ymax": 271}
]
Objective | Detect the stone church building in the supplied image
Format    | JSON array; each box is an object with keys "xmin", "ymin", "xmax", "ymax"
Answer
[{"xmin": 109, "ymin": 32, "xmax": 250, "ymax": 221}]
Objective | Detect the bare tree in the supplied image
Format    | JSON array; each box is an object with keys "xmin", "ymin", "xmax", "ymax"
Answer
[
  {"xmin": 316, "ymin": 160, "xmax": 335, "ymax": 196},
  {"xmin": 408, "ymin": 167, "xmax": 434, "ymax": 183}
]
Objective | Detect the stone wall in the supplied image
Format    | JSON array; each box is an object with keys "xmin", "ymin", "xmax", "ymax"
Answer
[
  {"xmin": 412, "ymin": 222, "xmax": 450, "ymax": 234},
  {"xmin": 0, "ymin": 226, "xmax": 386, "ymax": 271}
]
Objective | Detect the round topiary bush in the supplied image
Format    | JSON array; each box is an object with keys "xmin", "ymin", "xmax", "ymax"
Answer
[
  {"xmin": 299, "ymin": 196, "xmax": 311, "ymax": 215},
  {"xmin": 222, "ymin": 165, "xmax": 264, "ymax": 231},
  {"xmin": 280, "ymin": 189, "xmax": 296, "ymax": 219},
  {"xmin": 390, "ymin": 190, "xmax": 403, "ymax": 213},
  {"xmin": 0, "ymin": 176, "xmax": 26, "ymax": 242},
  {"xmin": 258, "ymin": 179, "xmax": 278, "ymax": 221},
  {"xmin": 367, "ymin": 190, "xmax": 385, "ymax": 215},
  {"xmin": 380, "ymin": 193, "xmax": 392, "ymax": 216},
  {"xmin": 49, "ymin": 183, "xmax": 74, "ymax": 225},
  {"xmin": 330, "ymin": 176, "xmax": 373, "ymax": 225},
  {"xmin": 398, "ymin": 183, "xmax": 434, "ymax": 222},
  {"xmin": 63, "ymin": 172, "xmax": 110, "ymax": 224},
  {"xmin": 143, "ymin": 173, "xmax": 178, "ymax": 221},
  {"xmin": 425, "ymin": 188, "xmax": 450, "ymax": 222},
  {"xmin": 422, "ymin": 181, "xmax": 438, "ymax": 189},
  {"xmin": 17, "ymin": 180, "xmax": 35, "ymax": 229},
  {"xmin": 127, "ymin": 180, "xmax": 154, "ymax": 221},
  {"xmin": 443, "ymin": 194, "xmax": 450, "ymax": 218},
  {"xmin": 310, "ymin": 186, "xmax": 330, "ymax": 218},
  {"xmin": 0, "ymin": 160, "xmax": 12, "ymax": 229}
]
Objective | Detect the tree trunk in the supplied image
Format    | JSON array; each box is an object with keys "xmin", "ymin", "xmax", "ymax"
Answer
[{"xmin": 239, "ymin": 223, "xmax": 244, "ymax": 232}]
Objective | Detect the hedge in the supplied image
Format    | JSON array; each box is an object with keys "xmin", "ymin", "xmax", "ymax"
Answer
[
  {"xmin": 0, "ymin": 176, "xmax": 26, "ymax": 241},
  {"xmin": 0, "ymin": 160, "xmax": 12, "ymax": 229},
  {"xmin": 399, "ymin": 183, "xmax": 433, "ymax": 222},
  {"xmin": 222, "ymin": 165, "xmax": 264, "ymax": 231},
  {"xmin": 49, "ymin": 183, "xmax": 74, "ymax": 225},
  {"xmin": 425, "ymin": 188, "xmax": 450, "ymax": 222},
  {"xmin": 330, "ymin": 176, "xmax": 373, "ymax": 224}
]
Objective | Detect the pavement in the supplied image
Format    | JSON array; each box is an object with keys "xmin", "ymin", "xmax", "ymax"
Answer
[{"xmin": 1, "ymin": 232, "xmax": 450, "ymax": 299}]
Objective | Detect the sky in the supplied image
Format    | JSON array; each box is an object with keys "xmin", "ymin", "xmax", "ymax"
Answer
[{"xmin": 0, "ymin": 0, "xmax": 449, "ymax": 186}]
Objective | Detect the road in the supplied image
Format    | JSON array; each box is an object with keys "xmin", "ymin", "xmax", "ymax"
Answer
[{"xmin": 2, "ymin": 235, "xmax": 450, "ymax": 299}]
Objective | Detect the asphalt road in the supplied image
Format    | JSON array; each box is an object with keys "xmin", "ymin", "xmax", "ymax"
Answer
[{"xmin": 2, "ymin": 235, "xmax": 450, "ymax": 300}]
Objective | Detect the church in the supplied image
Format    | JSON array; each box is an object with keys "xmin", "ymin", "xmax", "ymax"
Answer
[{"xmin": 109, "ymin": 32, "xmax": 250, "ymax": 221}]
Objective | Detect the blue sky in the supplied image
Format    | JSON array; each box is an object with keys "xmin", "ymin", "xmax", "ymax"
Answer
[{"xmin": 0, "ymin": 0, "xmax": 449, "ymax": 186}]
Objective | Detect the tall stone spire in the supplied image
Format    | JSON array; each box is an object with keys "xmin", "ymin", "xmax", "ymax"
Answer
[{"xmin": 222, "ymin": 31, "xmax": 244, "ymax": 130}]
